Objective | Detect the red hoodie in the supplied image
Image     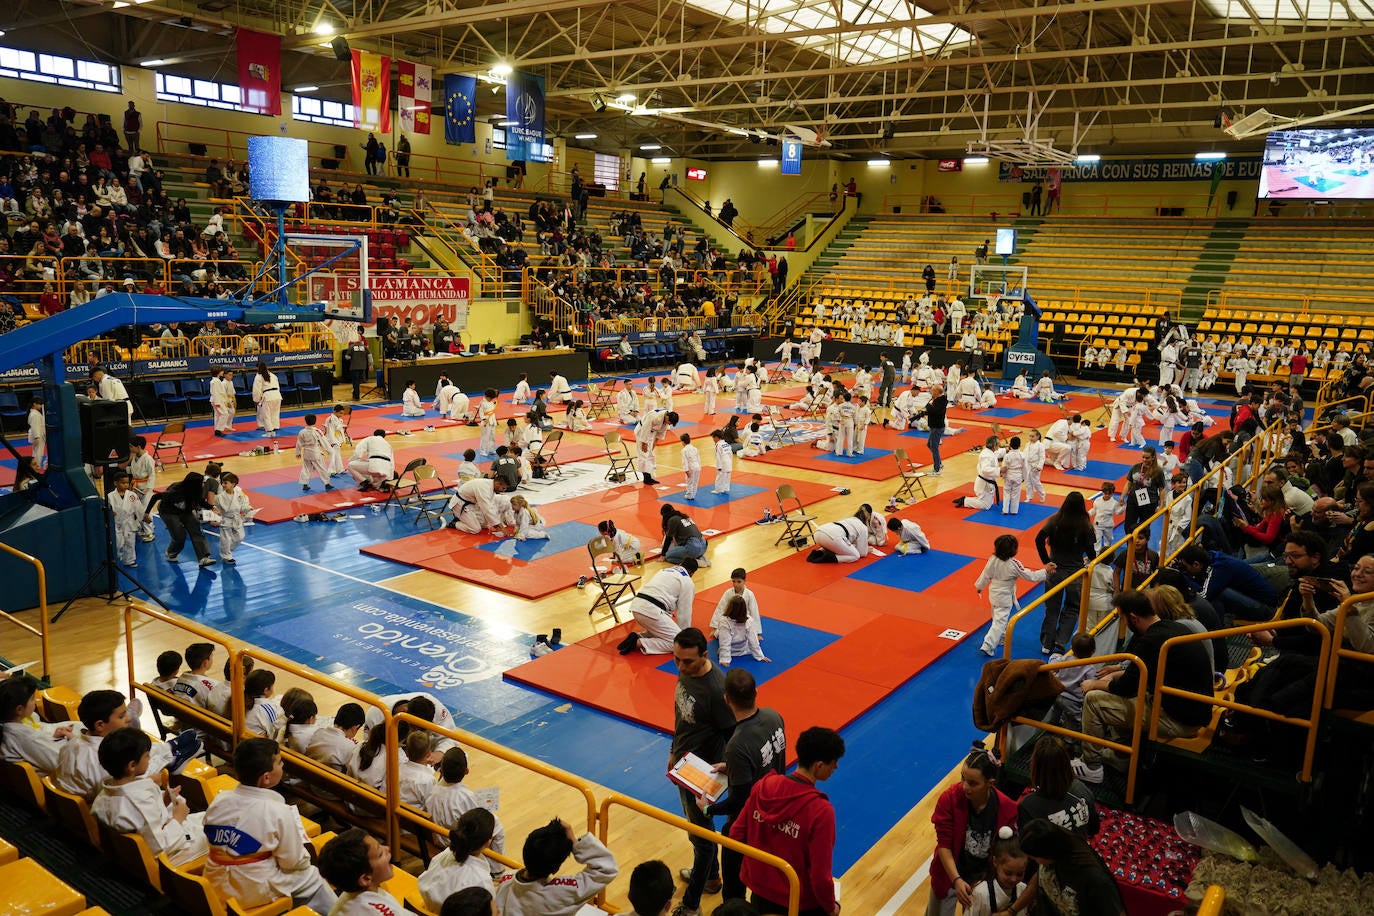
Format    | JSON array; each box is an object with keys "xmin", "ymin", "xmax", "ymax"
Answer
[{"xmin": 728, "ymin": 771, "xmax": 836, "ymax": 913}]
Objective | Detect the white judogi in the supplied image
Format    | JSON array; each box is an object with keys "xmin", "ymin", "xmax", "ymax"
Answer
[
  {"xmin": 512, "ymin": 379, "xmax": 531, "ymax": 405},
  {"xmin": 713, "ymin": 438, "xmax": 733, "ymax": 493},
  {"xmin": 245, "ymin": 697, "xmax": 285, "ymax": 740},
  {"xmin": 427, "ymin": 778, "xmax": 507, "ymax": 870},
  {"xmin": 1001, "ymin": 448, "xmax": 1027, "ymax": 514},
  {"xmin": 966, "ymin": 446, "xmax": 1002, "ymax": 510},
  {"xmin": 635, "ymin": 408, "xmax": 673, "ymax": 479},
  {"xmin": 448, "ymin": 389, "xmax": 472, "ymax": 423},
  {"xmin": 477, "ymin": 397, "xmax": 497, "ymax": 454},
  {"xmin": 681, "ymin": 442, "xmax": 701, "ymax": 499},
  {"xmin": 892, "ymin": 519, "xmax": 931, "ymax": 554},
  {"xmin": 548, "ymin": 374, "xmax": 573, "ymax": 404},
  {"xmin": 56, "ymin": 730, "xmax": 176, "ymax": 802},
  {"xmin": 1094, "ymin": 495, "xmax": 1123, "ymax": 551},
  {"xmin": 447, "ymin": 478, "xmax": 504, "ymax": 534},
  {"xmin": 27, "ymin": 406, "xmax": 45, "ymax": 469},
  {"xmin": 1159, "ymin": 342, "xmax": 1178, "ymax": 387},
  {"xmin": 1070, "ymin": 421, "xmax": 1093, "ymax": 470},
  {"xmin": 674, "ymin": 363, "xmax": 699, "ymax": 391},
  {"xmin": 711, "ymin": 586, "xmax": 763, "ymax": 637},
  {"xmin": 93, "ymin": 776, "xmax": 207, "ymax": 866},
  {"xmin": 347, "ymin": 435, "xmax": 394, "ymax": 488},
  {"xmin": 211, "ymin": 375, "xmax": 236, "ymax": 433},
  {"xmin": 1025, "ymin": 439, "xmax": 1047, "ymax": 502},
  {"xmin": 975, "ymin": 557, "xmax": 1048, "ymax": 654},
  {"xmin": 630, "ymin": 565, "xmax": 696, "ymax": 654},
  {"xmin": 513, "ymin": 506, "xmax": 548, "ymax": 540},
  {"xmin": 332, "ymin": 889, "xmax": 406, "ymax": 916},
  {"xmin": 418, "ymin": 848, "xmax": 496, "ymax": 911},
  {"xmin": 98, "ymin": 372, "xmax": 134, "ymax": 422},
  {"xmin": 402, "ymin": 387, "xmax": 426, "ymax": 417},
  {"xmin": 494, "ymin": 833, "xmax": 618, "ymax": 916},
  {"xmin": 617, "ymin": 387, "xmax": 641, "ymax": 424},
  {"xmin": 813, "ymin": 517, "xmax": 870, "ymax": 563},
  {"xmin": 1, "ymin": 716, "xmax": 70, "ymax": 772},
  {"xmin": 171, "ymin": 671, "xmax": 221, "ymax": 710},
  {"xmin": 296, "ymin": 425, "xmax": 330, "ymax": 488},
  {"xmin": 304, "ymin": 726, "xmax": 356, "ymax": 772},
  {"xmin": 363, "ymin": 693, "xmax": 458, "ymax": 744},
  {"xmin": 252, "ymin": 372, "xmax": 283, "ymax": 434},
  {"xmin": 1010, "ymin": 374, "xmax": 1032, "ymax": 399},
  {"xmin": 324, "ymin": 413, "xmax": 347, "ymax": 476},
  {"xmin": 1044, "ymin": 418, "xmax": 1072, "ymax": 469},
  {"xmin": 202, "ymin": 785, "xmax": 335, "ymax": 912},
  {"xmin": 110, "ymin": 488, "xmax": 142, "ymax": 565}
]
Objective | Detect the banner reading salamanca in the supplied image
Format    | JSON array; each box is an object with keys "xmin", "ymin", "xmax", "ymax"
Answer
[{"xmin": 314, "ymin": 275, "xmax": 472, "ymax": 329}]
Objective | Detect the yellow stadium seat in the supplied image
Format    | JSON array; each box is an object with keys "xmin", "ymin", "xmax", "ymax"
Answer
[{"xmin": 0, "ymin": 857, "xmax": 87, "ymax": 916}]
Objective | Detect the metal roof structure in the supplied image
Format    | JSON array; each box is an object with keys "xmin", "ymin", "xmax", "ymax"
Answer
[{"xmin": 12, "ymin": 0, "xmax": 1374, "ymax": 161}]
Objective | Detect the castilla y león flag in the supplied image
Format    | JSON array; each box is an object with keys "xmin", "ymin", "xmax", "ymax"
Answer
[
  {"xmin": 236, "ymin": 28, "xmax": 282, "ymax": 116},
  {"xmin": 350, "ymin": 49, "xmax": 392, "ymax": 133},
  {"xmin": 398, "ymin": 61, "xmax": 432, "ymax": 136}
]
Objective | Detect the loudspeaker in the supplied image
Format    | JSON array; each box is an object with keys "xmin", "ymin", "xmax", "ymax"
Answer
[
  {"xmin": 331, "ymin": 36, "xmax": 351, "ymax": 61},
  {"xmin": 333, "ymin": 144, "xmax": 347, "ymax": 158},
  {"xmin": 188, "ymin": 143, "xmax": 207, "ymax": 156},
  {"xmin": 79, "ymin": 399, "xmax": 131, "ymax": 466},
  {"xmin": 320, "ymin": 158, "xmax": 339, "ymax": 170},
  {"xmin": 589, "ymin": 93, "xmax": 606, "ymax": 112}
]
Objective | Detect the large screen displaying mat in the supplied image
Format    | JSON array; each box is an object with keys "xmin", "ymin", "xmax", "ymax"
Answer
[
  {"xmin": 1258, "ymin": 127, "xmax": 1374, "ymax": 200},
  {"xmin": 247, "ymin": 135, "xmax": 311, "ymax": 203}
]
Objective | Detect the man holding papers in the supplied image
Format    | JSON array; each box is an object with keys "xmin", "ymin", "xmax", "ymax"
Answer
[{"xmin": 667, "ymin": 628, "xmax": 736, "ymax": 916}]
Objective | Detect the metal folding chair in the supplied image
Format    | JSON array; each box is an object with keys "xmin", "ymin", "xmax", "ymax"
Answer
[
  {"xmin": 603, "ymin": 431, "xmax": 639, "ymax": 483},
  {"xmin": 892, "ymin": 448, "xmax": 929, "ymax": 503},
  {"xmin": 774, "ymin": 484, "xmax": 817, "ymax": 550},
  {"xmin": 586, "ymin": 535, "xmax": 641, "ymax": 624},
  {"xmin": 531, "ymin": 429, "xmax": 564, "ymax": 477},
  {"xmin": 381, "ymin": 457, "xmax": 428, "ymax": 509},
  {"xmin": 766, "ymin": 405, "xmax": 798, "ymax": 447},
  {"xmin": 409, "ymin": 465, "xmax": 453, "ymax": 527},
  {"xmin": 153, "ymin": 421, "xmax": 188, "ymax": 470}
]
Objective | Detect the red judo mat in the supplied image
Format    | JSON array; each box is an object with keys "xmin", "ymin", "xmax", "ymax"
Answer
[
  {"xmin": 747, "ymin": 424, "xmax": 990, "ymax": 480},
  {"xmin": 360, "ymin": 471, "xmax": 837, "ymax": 598},
  {"xmin": 503, "ymin": 481, "xmax": 1054, "ymax": 740}
]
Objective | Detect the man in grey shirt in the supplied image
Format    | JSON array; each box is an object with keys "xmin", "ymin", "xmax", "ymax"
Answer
[{"xmin": 698, "ymin": 668, "xmax": 785, "ymax": 902}]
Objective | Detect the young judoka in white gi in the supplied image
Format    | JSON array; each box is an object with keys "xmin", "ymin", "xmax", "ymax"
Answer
[
  {"xmin": 92, "ymin": 727, "xmax": 208, "ymax": 867},
  {"xmin": 1009, "ymin": 371, "xmax": 1033, "ymax": 399},
  {"xmin": 109, "ymin": 472, "xmax": 143, "ymax": 566},
  {"xmin": 477, "ymin": 389, "xmax": 499, "ymax": 456},
  {"xmin": 214, "ymin": 472, "xmax": 252, "ymax": 565},
  {"xmin": 710, "ymin": 567, "xmax": 764, "ymax": 641},
  {"xmin": 822, "ymin": 398, "xmax": 842, "ymax": 450},
  {"xmin": 509, "ymin": 496, "xmax": 549, "ymax": 541},
  {"xmin": 618, "ymin": 561, "xmax": 698, "ymax": 655},
  {"xmin": 295, "ymin": 414, "xmax": 332, "ymax": 493},
  {"xmin": 55, "ymin": 689, "xmax": 188, "ymax": 803},
  {"xmin": 1126, "ymin": 393, "xmax": 1149, "ymax": 448},
  {"xmin": 635, "ymin": 409, "xmax": 678, "ymax": 487},
  {"xmin": 1069, "ymin": 416, "xmax": 1094, "ymax": 470},
  {"xmin": 447, "ymin": 385, "xmax": 472, "ymax": 424},
  {"xmin": 1000, "ymin": 436, "xmax": 1027, "ymax": 515},
  {"xmin": 975, "ymin": 534, "xmax": 1054, "ymax": 656},
  {"xmin": 494, "ymin": 818, "xmax": 619, "ymax": 916},
  {"xmin": 713, "ymin": 595, "xmax": 769, "ymax": 667},
  {"xmin": 203, "ymin": 738, "xmax": 337, "ymax": 914},
  {"xmin": 596, "ymin": 520, "xmax": 643, "ymax": 570},
  {"xmin": 1093, "ymin": 482, "xmax": 1124, "ymax": 551},
  {"xmin": 566, "ymin": 400, "xmax": 590, "ymax": 432},
  {"xmin": 854, "ymin": 395, "xmax": 873, "ymax": 454},
  {"xmin": 446, "ymin": 477, "xmax": 511, "ymax": 535},
  {"xmin": 512, "ymin": 373, "xmax": 531, "ymax": 406},
  {"xmin": 701, "ymin": 368, "xmax": 720, "ymax": 416},
  {"xmin": 324, "ymin": 405, "xmax": 348, "ymax": 476},
  {"xmin": 711, "ymin": 429, "xmax": 733, "ymax": 495},
  {"xmin": 401, "ymin": 380, "xmax": 426, "ymax": 417},
  {"xmin": 419, "ymin": 810, "xmax": 499, "ymax": 911},
  {"xmin": 835, "ymin": 391, "xmax": 857, "ymax": 457},
  {"xmin": 127, "ymin": 436, "xmax": 157, "ymax": 541},
  {"xmin": 398, "ymin": 731, "xmax": 437, "ymax": 809},
  {"xmin": 1115, "ymin": 345, "xmax": 1130, "ymax": 372},
  {"xmin": 435, "ymin": 377, "xmax": 458, "ymax": 416},
  {"xmin": 317, "ymin": 826, "xmax": 407, "ymax": 916},
  {"xmin": 1013, "ymin": 431, "xmax": 1043, "ymax": 507},
  {"xmin": 680, "ymin": 433, "xmax": 701, "ymax": 500},
  {"xmin": 617, "ymin": 383, "xmax": 642, "ymax": 424},
  {"xmin": 887, "ymin": 516, "xmax": 931, "ymax": 555},
  {"xmin": 425, "ymin": 745, "xmax": 506, "ymax": 869},
  {"xmin": 1157, "ymin": 395, "xmax": 1187, "ymax": 448}
]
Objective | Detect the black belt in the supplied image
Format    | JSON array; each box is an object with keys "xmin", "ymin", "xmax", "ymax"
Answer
[{"xmin": 638, "ymin": 592, "xmax": 670, "ymax": 613}]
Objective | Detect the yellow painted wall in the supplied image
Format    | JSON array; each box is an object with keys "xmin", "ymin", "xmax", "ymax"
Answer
[{"xmin": 466, "ymin": 299, "xmax": 527, "ymax": 346}]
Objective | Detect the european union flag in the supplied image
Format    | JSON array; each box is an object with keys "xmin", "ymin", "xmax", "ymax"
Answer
[{"xmin": 444, "ymin": 74, "xmax": 476, "ymax": 145}]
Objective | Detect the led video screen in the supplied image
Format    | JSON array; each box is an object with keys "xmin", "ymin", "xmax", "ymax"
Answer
[{"xmin": 1258, "ymin": 127, "xmax": 1374, "ymax": 200}]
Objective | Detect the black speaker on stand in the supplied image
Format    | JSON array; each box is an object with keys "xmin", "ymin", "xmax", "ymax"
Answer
[
  {"xmin": 79, "ymin": 399, "xmax": 131, "ymax": 466},
  {"xmin": 331, "ymin": 37, "xmax": 351, "ymax": 61}
]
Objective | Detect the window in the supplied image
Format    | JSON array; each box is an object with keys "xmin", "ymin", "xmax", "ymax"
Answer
[
  {"xmin": 594, "ymin": 153, "xmax": 621, "ymax": 191},
  {"xmin": 155, "ymin": 72, "xmax": 251, "ymax": 112},
  {"xmin": 0, "ymin": 45, "xmax": 120, "ymax": 92},
  {"xmin": 491, "ymin": 127, "xmax": 506, "ymax": 151},
  {"xmin": 291, "ymin": 95, "xmax": 357, "ymax": 128}
]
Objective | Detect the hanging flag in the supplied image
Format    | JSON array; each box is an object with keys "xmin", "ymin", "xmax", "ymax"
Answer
[
  {"xmin": 397, "ymin": 61, "xmax": 432, "ymax": 136},
  {"xmin": 444, "ymin": 74, "xmax": 477, "ymax": 145},
  {"xmin": 350, "ymin": 49, "xmax": 391, "ymax": 133},
  {"xmin": 781, "ymin": 138, "xmax": 803, "ymax": 175},
  {"xmin": 505, "ymin": 71, "xmax": 545, "ymax": 162},
  {"xmin": 236, "ymin": 28, "xmax": 281, "ymax": 116}
]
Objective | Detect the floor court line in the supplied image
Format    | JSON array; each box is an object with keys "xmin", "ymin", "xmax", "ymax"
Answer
[
  {"xmin": 201, "ymin": 527, "xmax": 419, "ymax": 596},
  {"xmin": 876, "ymin": 854, "xmax": 933, "ymax": 916}
]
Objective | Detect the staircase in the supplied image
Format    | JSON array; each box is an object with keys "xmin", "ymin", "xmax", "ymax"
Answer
[{"xmin": 1178, "ymin": 218, "xmax": 1250, "ymax": 318}]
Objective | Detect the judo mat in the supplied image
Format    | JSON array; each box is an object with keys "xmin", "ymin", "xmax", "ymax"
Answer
[
  {"xmin": 747, "ymin": 424, "xmax": 989, "ymax": 480},
  {"xmin": 232, "ymin": 435, "xmax": 607, "ymax": 524},
  {"xmin": 947, "ymin": 394, "xmax": 1102, "ymax": 428},
  {"xmin": 504, "ymin": 481, "xmax": 1053, "ymax": 741},
  {"xmin": 361, "ymin": 471, "xmax": 835, "ymax": 599}
]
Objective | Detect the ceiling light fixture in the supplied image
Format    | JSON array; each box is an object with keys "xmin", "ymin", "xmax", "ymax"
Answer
[
  {"xmin": 963, "ymin": 156, "xmax": 990, "ymax": 165},
  {"xmin": 639, "ymin": 143, "xmax": 662, "ymax": 150},
  {"xmin": 615, "ymin": 93, "xmax": 636, "ymax": 104},
  {"xmin": 651, "ymin": 156, "xmax": 671, "ymax": 164},
  {"xmin": 491, "ymin": 62, "xmax": 513, "ymax": 78},
  {"xmin": 140, "ymin": 58, "xmax": 171, "ymax": 67},
  {"xmin": 312, "ymin": 23, "xmax": 335, "ymax": 36},
  {"xmin": 293, "ymin": 85, "xmax": 320, "ymax": 93},
  {"xmin": 759, "ymin": 158, "xmax": 778, "ymax": 166},
  {"xmin": 1075, "ymin": 154, "xmax": 1101, "ymax": 163},
  {"xmin": 867, "ymin": 158, "xmax": 891, "ymax": 166},
  {"xmin": 1195, "ymin": 151, "xmax": 1227, "ymax": 160},
  {"xmin": 574, "ymin": 133, "xmax": 598, "ymax": 140}
]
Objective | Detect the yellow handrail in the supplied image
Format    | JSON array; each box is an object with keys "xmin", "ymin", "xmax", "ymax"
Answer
[
  {"xmin": 0, "ymin": 542, "xmax": 50, "ymax": 679},
  {"xmin": 1322, "ymin": 592, "xmax": 1374, "ymax": 711},
  {"xmin": 1151, "ymin": 618, "xmax": 1335, "ymax": 783},
  {"xmin": 996, "ymin": 653, "xmax": 1149, "ymax": 803},
  {"xmin": 600, "ymin": 792, "xmax": 804, "ymax": 916}
]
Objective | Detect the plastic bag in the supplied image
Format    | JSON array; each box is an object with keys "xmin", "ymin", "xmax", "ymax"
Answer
[
  {"xmin": 1173, "ymin": 811, "xmax": 1259, "ymax": 862},
  {"xmin": 1242, "ymin": 807, "xmax": 1319, "ymax": 880}
]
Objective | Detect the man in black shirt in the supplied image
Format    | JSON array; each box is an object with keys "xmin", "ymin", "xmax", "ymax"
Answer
[
  {"xmin": 917, "ymin": 383, "xmax": 948, "ymax": 476},
  {"xmin": 1073, "ymin": 590, "xmax": 1212, "ymax": 784},
  {"xmin": 699, "ymin": 668, "xmax": 786, "ymax": 901},
  {"xmin": 670, "ymin": 629, "xmax": 735, "ymax": 916}
]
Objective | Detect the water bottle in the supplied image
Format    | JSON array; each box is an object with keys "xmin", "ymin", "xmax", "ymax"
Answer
[{"xmin": 272, "ymin": 440, "xmax": 279, "ymax": 454}]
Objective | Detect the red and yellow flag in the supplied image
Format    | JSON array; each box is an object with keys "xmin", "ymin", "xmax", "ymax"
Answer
[{"xmin": 350, "ymin": 49, "xmax": 391, "ymax": 132}]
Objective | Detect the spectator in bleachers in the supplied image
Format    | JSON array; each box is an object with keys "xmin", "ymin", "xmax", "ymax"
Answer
[
  {"xmin": 494, "ymin": 818, "xmax": 618, "ymax": 915},
  {"xmin": 1017, "ymin": 736, "xmax": 1099, "ymax": 837},
  {"xmin": 318, "ymin": 828, "xmax": 405, "ymax": 916},
  {"xmin": 92, "ymin": 726, "xmax": 208, "ymax": 867}
]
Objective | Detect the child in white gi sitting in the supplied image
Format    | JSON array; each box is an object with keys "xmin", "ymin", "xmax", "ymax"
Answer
[
  {"xmin": 419, "ymin": 808, "xmax": 499, "ymax": 911},
  {"xmin": 509, "ymin": 495, "xmax": 549, "ymax": 541},
  {"xmin": 495, "ymin": 818, "xmax": 619, "ymax": 916},
  {"xmin": 318, "ymin": 827, "xmax": 407, "ymax": 916},
  {"xmin": 887, "ymin": 517, "xmax": 931, "ymax": 555},
  {"xmin": 92, "ymin": 726, "xmax": 208, "ymax": 867},
  {"xmin": 711, "ymin": 595, "xmax": 769, "ymax": 667}
]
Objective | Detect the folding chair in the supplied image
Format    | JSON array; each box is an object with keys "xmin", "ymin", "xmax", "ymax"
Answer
[
  {"xmin": 586, "ymin": 535, "xmax": 640, "ymax": 624},
  {"xmin": 891, "ymin": 448, "xmax": 929, "ymax": 504},
  {"xmin": 766, "ymin": 405, "xmax": 799, "ymax": 446},
  {"xmin": 531, "ymin": 429, "xmax": 564, "ymax": 477},
  {"xmin": 586, "ymin": 382, "xmax": 615, "ymax": 419},
  {"xmin": 409, "ymin": 465, "xmax": 453, "ymax": 527},
  {"xmin": 153, "ymin": 421, "xmax": 188, "ymax": 470},
  {"xmin": 774, "ymin": 484, "xmax": 818, "ymax": 549},
  {"xmin": 603, "ymin": 431, "xmax": 639, "ymax": 483},
  {"xmin": 381, "ymin": 457, "xmax": 428, "ymax": 509}
]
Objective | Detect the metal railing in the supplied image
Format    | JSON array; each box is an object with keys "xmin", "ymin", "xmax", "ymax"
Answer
[
  {"xmin": 1323, "ymin": 595, "xmax": 1374, "ymax": 714},
  {"xmin": 878, "ymin": 191, "xmax": 1231, "ymax": 219},
  {"xmin": 0, "ymin": 543, "xmax": 50, "ymax": 680}
]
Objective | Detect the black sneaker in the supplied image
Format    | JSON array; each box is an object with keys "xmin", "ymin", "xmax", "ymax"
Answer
[
  {"xmin": 550, "ymin": 628, "xmax": 562, "ymax": 647},
  {"xmin": 617, "ymin": 631, "xmax": 641, "ymax": 655}
]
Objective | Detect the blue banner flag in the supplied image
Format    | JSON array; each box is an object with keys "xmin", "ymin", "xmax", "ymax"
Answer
[
  {"xmin": 506, "ymin": 71, "xmax": 545, "ymax": 162},
  {"xmin": 781, "ymin": 138, "xmax": 803, "ymax": 175},
  {"xmin": 444, "ymin": 74, "xmax": 477, "ymax": 145}
]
